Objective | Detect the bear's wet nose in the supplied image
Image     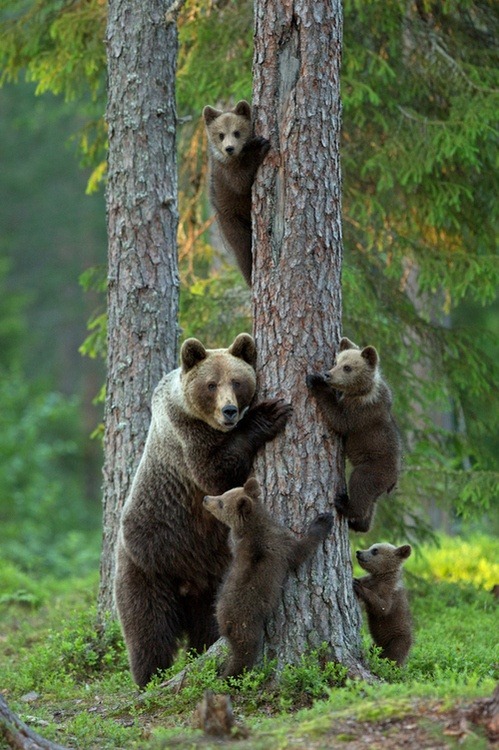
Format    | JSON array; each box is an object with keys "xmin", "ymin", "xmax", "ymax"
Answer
[
  {"xmin": 356, "ymin": 551, "xmax": 361, "ymax": 559},
  {"xmin": 222, "ymin": 405, "xmax": 238, "ymax": 421},
  {"xmin": 225, "ymin": 146, "xmax": 234, "ymax": 154}
]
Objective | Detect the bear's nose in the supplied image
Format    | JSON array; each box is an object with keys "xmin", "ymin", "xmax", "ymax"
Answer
[
  {"xmin": 356, "ymin": 551, "xmax": 361, "ymax": 559},
  {"xmin": 222, "ymin": 405, "xmax": 238, "ymax": 422},
  {"xmin": 225, "ymin": 146, "xmax": 235, "ymax": 155}
]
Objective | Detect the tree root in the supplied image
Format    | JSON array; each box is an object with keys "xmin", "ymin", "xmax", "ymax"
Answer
[{"xmin": 0, "ymin": 696, "xmax": 69, "ymax": 750}]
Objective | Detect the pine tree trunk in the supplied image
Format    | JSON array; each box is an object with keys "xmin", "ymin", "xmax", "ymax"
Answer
[
  {"xmin": 99, "ymin": 0, "xmax": 180, "ymax": 617},
  {"xmin": 252, "ymin": 0, "xmax": 366, "ymax": 674}
]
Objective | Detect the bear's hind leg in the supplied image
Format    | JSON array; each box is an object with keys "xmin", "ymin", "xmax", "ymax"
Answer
[
  {"xmin": 182, "ymin": 590, "xmax": 220, "ymax": 656},
  {"xmin": 381, "ymin": 635, "xmax": 412, "ymax": 667},
  {"xmin": 340, "ymin": 465, "xmax": 386, "ymax": 532},
  {"xmin": 116, "ymin": 570, "xmax": 182, "ymax": 687},
  {"xmin": 223, "ymin": 625, "xmax": 262, "ymax": 679}
]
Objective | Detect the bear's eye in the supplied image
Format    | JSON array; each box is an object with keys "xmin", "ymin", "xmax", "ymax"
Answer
[
  {"xmin": 207, "ymin": 382, "xmax": 217, "ymax": 392},
  {"xmin": 218, "ymin": 500, "xmax": 223, "ymax": 509},
  {"xmin": 343, "ymin": 365, "xmax": 352, "ymax": 373},
  {"xmin": 371, "ymin": 548, "xmax": 378, "ymax": 556},
  {"xmin": 218, "ymin": 133, "xmax": 224, "ymax": 141},
  {"xmin": 232, "ymin": 380, "xmax": 241, "ymax": 389},
  {"xmin": 233, "ymin": 130, "xmax": 240, "ymax": 138}
]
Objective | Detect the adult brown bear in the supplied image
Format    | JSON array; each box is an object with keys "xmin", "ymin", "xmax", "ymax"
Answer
[{"xmin": 114, "ymin": 334, "xmax": 291, "ymax": 686}]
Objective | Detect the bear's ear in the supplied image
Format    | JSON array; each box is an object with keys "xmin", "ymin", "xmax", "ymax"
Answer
[
  {"xmin": 396, "ymin": 544, "xmax": 412, "ymax": 560},
  {"xmin": 181, "ymin": 338, "xmax": 207, "ymax": 372},
  {"xmin": 237, "ymin": 495, "xmax": 253, "ymax": 520},
  {"xmin": 203, "ymin": 105, "xmax": 222, "ymax": 125},
  {"xmin": 229, "ymin": 333, "xmax": 256, "ymax": 367},
  {"xmin": 243, "ymin": 477, "xmax": 261, "ymax": 499},
  {"xmin": 361, "ymin": 346, "xmax": 378, "ymax": 369},
  {"xmin": 339, "ymin": 337, "xmax": 358, "ymax": 352},
  {"xmin": 233, "ymin": 100, "xmax": 251, "ymax": 119}
]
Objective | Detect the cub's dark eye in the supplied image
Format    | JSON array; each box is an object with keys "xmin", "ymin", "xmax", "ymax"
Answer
[
  {"xmin": 233, "ymin": 130, "xmax": 240, "ymax": 138},
  {"xmin": 208, "ymin": 382, "xmax": 217, "ymax": 392},
  {"xmin": 218, "ymin": 500, "xmax": 223, "ymax": 509},
  {"xmin": 232, "ymin": 380, "xmax": 241, "ymax": 389},
  {"xmin": 371, "ymin": 548, "xmax": 378, "ymax": 556},
  {"xmin": 343, "ymin": 365, "xmax": 352, "ymax": 373},
  {"xmin": 218, "ymin": 133, "xmax": 224, "ymax": 141}
]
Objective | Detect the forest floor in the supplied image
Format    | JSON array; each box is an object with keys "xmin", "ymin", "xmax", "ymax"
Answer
[{"xmin": 1, "ymin": 534, "xmax": 497, "ymax": 750}]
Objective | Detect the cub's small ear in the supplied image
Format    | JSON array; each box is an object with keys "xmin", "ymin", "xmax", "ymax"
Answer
[
  {"xmin": 203, "ymin": 105, "xmax": 221, "ymax": 125},
  {"xmin": 233, "ymin": 100, "xmax": 251, "ymax": 119},
  {"xmin": 243, "ymin": 477, "xmax": 261, "ymax": 499},
  {"xmin": 229, "ymin": 333, "xmax": 256, "ymax": 367},
  {"xmin": 339, "ymin": 337, "xmax": 358, "ymax": 352},
  {"xmin": 396, "ymin": 544, "xmax": 412, "ymax": 560},
  {"xmin": 237, "ymin": 495, "xmax": 253, "ymax": 520},
  {"xmin": 361, "ymin": 346, "xmax": 378, "ymax": 369},
  {"xmin": 181, "ymin": 338, "xmax": 207, "ymax": 372}
]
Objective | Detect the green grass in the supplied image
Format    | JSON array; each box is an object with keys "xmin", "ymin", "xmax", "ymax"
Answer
[{"xmin": 0, "ymin": 534, "xmax": 497, "ymax": 749}]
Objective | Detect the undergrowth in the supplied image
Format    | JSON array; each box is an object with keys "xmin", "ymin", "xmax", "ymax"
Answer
[{"xmin": 0, "ymin": 534, "xmax": 497, "ymax": 749}]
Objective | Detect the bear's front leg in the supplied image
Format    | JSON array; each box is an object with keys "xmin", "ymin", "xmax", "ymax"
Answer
[
  {"xmin": 353, "ymin": 579, "xmax": 391, "ymax": 616},
  {"xmin": 241, "ymin": 397, "xmax": 292, "ymax": 447},
  {"xmin": 241, "ymin": 135, "xmax": 271, "ymax": 168},
  {"xmin": 185, "ymin": 399, "xmax": 291, "ymax": 494}
]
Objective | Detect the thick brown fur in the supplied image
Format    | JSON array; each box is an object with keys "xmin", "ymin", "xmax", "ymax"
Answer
[
  {"xmin": 354, "ymin": 542, "xmax": 413, "ymax": 666},
  {"xmin": 114, "ymin": 334, "xmax": 292, "ymax": 687},
  {"xmin": 203, "ymin": 100, "xmax": 270, "ymax": 286},
  {"xmin": 306, "ymin": 337, "xmax": 401, "ymax": 532},
  {"xmin": 203, "ymin": 478, "xmax": 333, "ymax": 678}
]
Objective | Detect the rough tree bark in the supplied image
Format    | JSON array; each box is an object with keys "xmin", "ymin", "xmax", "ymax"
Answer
[
  {"xmin": 252, "ymin": 0, "xmax": 366, "ymax": 674},
  {"xmin": 99, "ymin": 0, "xmax": 180, "ymax": 617},
  {"xmin": 0, "ymin": 696, "xmax": 68, "ymax": 750}
]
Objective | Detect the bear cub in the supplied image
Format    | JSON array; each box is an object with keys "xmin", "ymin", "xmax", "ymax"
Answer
[
  {"xmin": 203, "ymin": 100, "xmax": 270, "ymax": 286},
  {"xmin": 306, "ymin": 337, "xmax": 401, "ymax": 532},
  {"xmin": 203, "ymin": 478, "xmax": 333, "ymax": 678},
  {"xmin": 354, "ymin": 542, "xmax": 413, "ymax": 666}
]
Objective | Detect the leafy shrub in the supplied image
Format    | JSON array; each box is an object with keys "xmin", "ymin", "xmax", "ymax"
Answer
[{"xmin": 0, "ymin": 368, "xmax": 100, "ymax": 576}]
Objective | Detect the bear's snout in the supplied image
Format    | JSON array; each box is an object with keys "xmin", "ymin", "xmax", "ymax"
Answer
[{"xmin": 222, "ymin": 404, "xmax": 238, "ymax": 423}]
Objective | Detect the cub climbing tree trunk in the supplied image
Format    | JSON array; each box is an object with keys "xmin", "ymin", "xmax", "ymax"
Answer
[
  {"xmin": 252, "ymin": 0, "xmax": 365, "ymax": 673},
  {"xmin": 99, "ymin": 0, "xmax": 180, "ymax": 618}
]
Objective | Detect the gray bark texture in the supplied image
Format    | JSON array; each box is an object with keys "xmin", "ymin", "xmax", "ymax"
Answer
[
  {"xmin": 252, "ymin": 0, "xmax": 367, "ymax": 675},
  {"xmin": 99, "ymin": 0, "xmax": 180, "ymax": 617}
]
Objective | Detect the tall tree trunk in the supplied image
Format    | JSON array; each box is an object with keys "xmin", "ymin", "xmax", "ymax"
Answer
[
  {"xmin": 252, "ymin": 0, "xmax": 366, "ymax": 674},
  {"xmin": 99, "ymin": 0, "xmax": 180, "ymax": 617}
]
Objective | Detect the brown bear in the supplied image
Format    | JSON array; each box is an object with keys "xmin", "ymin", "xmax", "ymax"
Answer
[
  {"xmin": 306, "ymin": 337, "xmax": 401, "ymax": 532},
  {"xmin": 203, "ymin": 478, "xmax": 333, "ymax": 678},
  {"xmin": 354, "ymin": 542, "xmax": 413, "ymax": 666},
  {"xmin": 203, "ymin": 100, "xmax": 270, "ymax": 286},
  {"xmin": 114, "ymin": 334, "xmax": 292, "ymax": 687}
]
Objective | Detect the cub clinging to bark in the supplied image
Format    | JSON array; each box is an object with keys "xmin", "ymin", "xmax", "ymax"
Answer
[
  {"xmin": 114, "ymin": 334, "xmax": 292, "ymax": 687},
  {"xmin": 203, "ymin": 100, "xmax": 270, "ymax": 286},
  {"xmin": 354, "ymin": 542, "xmax": 413, "ymax": 666},
  {"xmin": 306, "ymin": 337, "xmax": 401, "ymax": 532},
  {"xmin": 203, "ymin": 478, "xmax": 333, "ymax": 678}
]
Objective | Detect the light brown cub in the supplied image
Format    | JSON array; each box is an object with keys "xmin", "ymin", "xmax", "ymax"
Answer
[
  {"xmin": 306, "ymin": 336, "xmax": 402, "ymax": 532},
  {"xmin": 203, "ymin": 478, "xmax": 333, "ymax": 678},
  {"xmin": 354, "ymin": 542, "xmax": 413, "ymax": 666},
  {"xmin": 203, "ymin": 100, "xmax": 270, "ymax": 286}
]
